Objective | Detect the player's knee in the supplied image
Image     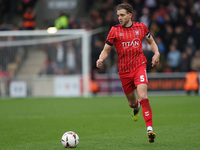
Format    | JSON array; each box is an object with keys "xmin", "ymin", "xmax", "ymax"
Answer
[{"xmin": 138, "ymin": 94, "xmax": 148, "ymax": 101}]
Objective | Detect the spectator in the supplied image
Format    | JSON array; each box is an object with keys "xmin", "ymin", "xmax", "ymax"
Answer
[
  {"xmin": 193, "ymin": 0, "xmax": 200, "ymax": 16},
  {"xmin": 23, "ymin": 7, "xmax": 35, "ymax": 30},
  {"xmin": 54, "ymin": 12, "xmax": 68, "ymax": 29},
  {"xmin": 144, "ymin": 0, "xmax": 157, "ymax": 14},
  {"xmin": 68, "ymin": 16, "xmax": 79, "ymax": 29},
  {"xmin": 189, "ymin": 7, "xmax": 199, "ymax": 24},
  {"xmin": 163, "ymin": 23, "xmax": 174, "ymax": 53},
  {"xmin": 80, "ymin": 17, "xmax": 90, "ymax": 29},
  {"xmin": 184, "ymin": 36, "xmax": 196, "ymax": 53},
  {"xmin": 167, "ymin": 44, "xmax": 181, "ymax": 72},
  {"xmin": 132, "ymin": 0, "xmax": 144, "ymax": 18},
  {"xmin": 41, "ymin": 61, "xmax": 55, "ymax": 75},
  {"xmin": 55, "ymin": 42, "xmax": 65, "ymax": 74},
  {"xmin": 177, "ymin": 7, "xmax": 186, "ymax": 25},
  {"xmin": 185, "ymin": 46, "xmax": 194, "ymax": 66},
  {"xmin": 152, "ymin": 4, "xmax": 166, "ymax": 25},
  {"xmin": 185, "ymin": 15, "xmax": 194, "ymax": 28},
  {"xmin": 191, "ymin": 21, "xmax": 200, "ymax": 49},
  {"xmin": 149, "ymin": 21, "xmax": 160, "ymax": 37},
  {"xmin": 65, "ymin": 40, "xmax": 77, "ymax": 74},
  {"xmin": 155, "ymin": 36, "xmax": 165, "ymax": 54},
  {"xmin": 140, "ymin": 8, "xmax": 150, "ymax": 27},
  {"xmin": 174, "ymin": 25, "xmax": 187, "ymax": 52},
  {"xmin": 167, "ymin": 1, "xmax": 178, "ymax": 22},
  {"xmin": 179, "ymin": 52, "xmax": 191, "ymax": 72},
  {"xmin": 90, "ymin": 9, "xmax": 102, "ymax": 28},
  {"xmin": 190, "ymin": 50, "xmax": 200, "ymax": 72}
]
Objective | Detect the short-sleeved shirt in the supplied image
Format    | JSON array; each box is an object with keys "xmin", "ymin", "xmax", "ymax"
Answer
[{"xmin": 105, "ymin": 22, "xmax": 150, "ymax": 73}]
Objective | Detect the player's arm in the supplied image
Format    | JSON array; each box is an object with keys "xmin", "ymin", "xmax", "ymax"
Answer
[
  {"xmin": 96, "ymin": 43, "xmax": 112, "ymax": 69},
  {"xmin": 145, "ymin": 34, "xmax": 160, "ymax": 67}
]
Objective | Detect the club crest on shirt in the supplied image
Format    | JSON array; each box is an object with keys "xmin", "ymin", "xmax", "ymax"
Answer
[
  {"xmin": 135, "ymin": 30, "xmax": 139, "ymax": 35},
  {"xmin": 119, "ymin": 33, "xmax": 123, "ymax": 36}
]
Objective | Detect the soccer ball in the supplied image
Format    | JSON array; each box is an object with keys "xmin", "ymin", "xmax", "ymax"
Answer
[{"xmin": 61, "ymin": 131, "xmax": 79, "ymax": 148}]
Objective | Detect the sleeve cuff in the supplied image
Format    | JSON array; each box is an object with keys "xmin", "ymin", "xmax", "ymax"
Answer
[
  {"xmin": 145, "ymin": 32, "xmax": 150, "ymax": 39},
  {"xmin": 105, "ymin": 41, "xmax": 113, "ymax": 46}
]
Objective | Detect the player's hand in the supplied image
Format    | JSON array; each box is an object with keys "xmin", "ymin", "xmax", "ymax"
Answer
[
  {"xmin": 96, "ymin": 59, "xmax": 103, "ymax": 69},
  {"xmin": 152, "ymin": 52, "xmax": 160, "ymax": 67}
]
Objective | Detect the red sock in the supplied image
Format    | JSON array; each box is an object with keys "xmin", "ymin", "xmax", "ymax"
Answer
[
  {"xmin": 140, "ymin": 99, "xmax": 153, "ymax": 127},
  {"xmin": 133, "ymin": 99, "xmax": 140, "ymax": 108}
]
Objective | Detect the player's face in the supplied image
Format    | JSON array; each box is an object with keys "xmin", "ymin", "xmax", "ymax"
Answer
[{"xmin": 117, "ymin": 9, "xmax": 132, "ymax": 27}]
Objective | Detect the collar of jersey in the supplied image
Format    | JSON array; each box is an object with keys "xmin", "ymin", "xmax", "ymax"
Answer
[{"xmin": 122, "ymin": 22, "xmax": 133, "ymax": 28}]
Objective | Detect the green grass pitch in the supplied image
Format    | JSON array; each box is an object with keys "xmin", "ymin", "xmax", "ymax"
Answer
[{"xmin": 0, "ymin": 95, "xmax": 200, "ymax": 150}]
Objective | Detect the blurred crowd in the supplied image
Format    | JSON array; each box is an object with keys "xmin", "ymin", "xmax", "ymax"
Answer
[
  {"xmin": 89, "ymin": 0, "xmax": 200, "ymax": 74},
  {"xmin": 0, "ymin": 0, "xmax": 38, "ymax": 80},
  {"xmin": 0, "ymin": 0, "xmax": 37, "ymax": 30},
  {"xmin": 0, "ymin": 0, "xmax": 200, "ymax": 77}
]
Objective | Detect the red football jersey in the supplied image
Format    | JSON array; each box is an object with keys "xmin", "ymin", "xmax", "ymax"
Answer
[{"xmin": 105, "ymin": 22, "xmax": 149, "ymax": 73}]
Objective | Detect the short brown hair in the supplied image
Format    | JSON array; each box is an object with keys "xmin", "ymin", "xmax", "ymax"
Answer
[{"xmin": 116, "ymin": 3, "xmax": 133, "ymax": 14}]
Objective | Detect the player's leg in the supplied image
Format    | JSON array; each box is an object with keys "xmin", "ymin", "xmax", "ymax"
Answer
[
  {"xmin": 125, "ymin": 89, "xmax": 137, "ymax": 108},
  {"xmin": 137, "ymin": 84, "xmax": 152, "ymax": 129},
  {"xmin": 137, "ymin": 83, "xmax": 156, "ymax": 143},
  {"xmin": 119, "ymin": 72, "xmax": 141, "ymax": 121},
  {"xmin": 125, "ymin": 89, "xmax": 140, "ymax": 121},
  {"xmin": 137, "ymin": 84, "xmax": 152, "ymax": 127},
  {"xmin": 133, "ymin": 64, "xmax": 152, "ymax": 129}
]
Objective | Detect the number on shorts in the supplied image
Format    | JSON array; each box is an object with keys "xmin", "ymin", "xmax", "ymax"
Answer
[{"xmin": 140, "ymin": 75, "xmax": 145, "ymax": 82}]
